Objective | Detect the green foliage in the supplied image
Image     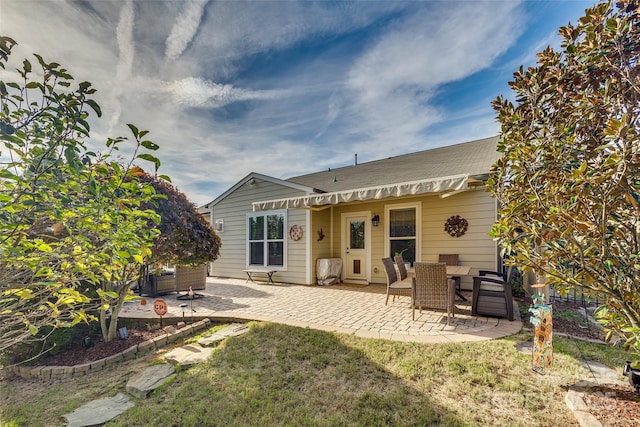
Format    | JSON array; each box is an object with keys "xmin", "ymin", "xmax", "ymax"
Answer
[
  {"xmin": 132, "ymin": 168, "xmax": 221, "ymax": 266},
  {"xmin": 490, "ymin": 1, "xmax": 640, "ymax": 356},
  {"xmin": 0, "ymin": 37, "xmax": 165, "ymax": 352}
]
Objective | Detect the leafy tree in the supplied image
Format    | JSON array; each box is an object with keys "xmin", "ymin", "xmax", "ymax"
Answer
[
  {"xmin": 131, "ymin": 167, "xmax": 221, "ymax": 267},
  {"xmin": 0, "ymin": 36, "xmax": 164, "ymax": 352},
  {"xmin": 490, "ymin": 1, "xmax": 640, "ymax": 355}
]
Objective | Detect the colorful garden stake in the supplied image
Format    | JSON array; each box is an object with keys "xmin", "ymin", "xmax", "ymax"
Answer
[{"xmin": 529, "ymin": 283, "xmax": 553, "ymax": 374}]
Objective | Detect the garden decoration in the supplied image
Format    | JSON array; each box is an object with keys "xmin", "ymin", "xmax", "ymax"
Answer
[
  {"xmin": 444, "ymin": 215, "xmax": 468, "ymax": 237},
  {"xmin": 289, "ymin": 224, "xmax": 303, "ymax": 241},
  {"xmin": 153, "ymin": 298, "xmax": 168, "ymax": 328},
  {"xmin": 529, "ymin": 283, "xmax": 553, "ymax": 374}
]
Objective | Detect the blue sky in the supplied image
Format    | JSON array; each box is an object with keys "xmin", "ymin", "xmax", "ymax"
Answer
[{"xmin": 1, "ymin": 0, "xmax": 593, "ymax": 205}]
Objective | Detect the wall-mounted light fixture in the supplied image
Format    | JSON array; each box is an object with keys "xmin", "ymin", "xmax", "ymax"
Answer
[
  {"xmin": 247, "ymin": 177, "xmax": 256, "ymax": 186},
  {"xmin": 371, "ymin": 214, "xmax": 380, "ymax": 227}
]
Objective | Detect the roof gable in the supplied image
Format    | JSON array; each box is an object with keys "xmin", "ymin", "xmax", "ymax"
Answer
[{"xmin": 203, "ymin": 172, "xmax": 316, "ymax": 208}]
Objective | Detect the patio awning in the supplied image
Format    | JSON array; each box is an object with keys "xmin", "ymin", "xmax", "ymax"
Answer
[{"xmin": 252, "ymin": 174, "xmax": 469, "ymax": 211}]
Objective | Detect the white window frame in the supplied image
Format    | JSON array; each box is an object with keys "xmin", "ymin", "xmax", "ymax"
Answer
[
  {"xmin": 246, "ymin": 209, "xmax": 287, "ymax": 269},
  {"xmin": 384, "ymin": 202, "xmax": 421, "ymax": 264}
]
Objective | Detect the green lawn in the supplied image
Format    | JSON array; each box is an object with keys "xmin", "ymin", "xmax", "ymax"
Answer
[{"xmin": 0, "ymin": 322, "xmax": 630, "ymax": 426}]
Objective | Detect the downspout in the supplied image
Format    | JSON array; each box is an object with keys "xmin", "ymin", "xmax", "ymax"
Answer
[
  {"xmin": 330, "ymin": 206, "xmax": 334, "ymax": 258},
  {"xmin": 306, "ymin": 208, "xmax": 312, "ymax": 285}
]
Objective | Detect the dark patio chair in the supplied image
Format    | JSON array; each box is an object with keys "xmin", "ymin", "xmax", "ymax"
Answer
[
  {"xmin": 394, "ymin": 255, "xmax": 409, "ymax": 280},
  {"xmin": 382, "ymin": 257, "xmax": 412, "ymax": 305},
  {"xmin": 438, "ymin": 254, "xmax": 464, "ymax": 300},
  {"xmin": 471, "ymin": 266, "xmax": 515, "ymax": 321},
  {"xmin": 412, "ymin": 262, "xmax": 453, "ymax": 323}
]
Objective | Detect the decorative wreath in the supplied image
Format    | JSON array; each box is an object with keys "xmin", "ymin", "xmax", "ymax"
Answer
[
  {"xmin": 444, "ymin": 215, "xmax": 468, "ymax": 237},
  {"xmin": 289, "ymin": 224, "xmax": 303, "ymax": 241}
]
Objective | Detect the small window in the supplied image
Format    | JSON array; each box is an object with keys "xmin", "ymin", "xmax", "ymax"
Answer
[
  {"xmin": 247, "ymin": 210, "xmax": 286, "ymax": 268},
  {"xmin": 388, "ymin": 206, "xmax": 418, "ymax": 265}
]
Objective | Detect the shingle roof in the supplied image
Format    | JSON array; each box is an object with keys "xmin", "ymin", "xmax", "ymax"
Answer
[{"xmin": 285, "ymin": 136, "xmax": 500, "ymax": 193}]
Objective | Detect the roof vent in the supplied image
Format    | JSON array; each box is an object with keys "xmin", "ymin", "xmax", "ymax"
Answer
[{"xmin": 332, "ymin": 176, "xmax": 337, "ymax": 183}]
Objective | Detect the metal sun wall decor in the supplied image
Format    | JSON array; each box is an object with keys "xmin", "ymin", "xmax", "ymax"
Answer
[{"xmin": 444, "ymin": 215, "xmax": 468, "ymax": 237}]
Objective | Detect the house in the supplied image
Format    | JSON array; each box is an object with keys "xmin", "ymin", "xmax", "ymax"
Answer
[{"xmin": 201, "ymin": 136, "xmax": 502, "ymax": 289}]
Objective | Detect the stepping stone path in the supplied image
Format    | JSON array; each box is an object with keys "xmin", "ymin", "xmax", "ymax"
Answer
[
  {"xmin": 164, "ymin": 323, "xmax": 249, "ymax": 367},
  {"xmin": 63, "ymin": 393, "xmax": 134, "ymax": 427},
  {"xmin": 62, "ymin": 323, "xmax": 249, "ymax": 426},
  {"xmin": 164, "ymin": 344, "xmax": 216, "ymax": 367},
  {"xmin": 516, "ymin": 340, "xmax": 625, "ymax": 427},
  {"xmin": 198, "ymin": 323, "xmax": 249, "ymax": 346},
  {"xmin": 566, "ymin": 360, "xmax": 626, "ymax": 427},
  {"xmin": 125, "ymin": 364, "xmax": 176, "ymax": 399}
]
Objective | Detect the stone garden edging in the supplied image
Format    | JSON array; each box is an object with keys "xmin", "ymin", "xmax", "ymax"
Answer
[{"xmin": 8, "ymin": 319, "xmax": 212, "ymax": 381}]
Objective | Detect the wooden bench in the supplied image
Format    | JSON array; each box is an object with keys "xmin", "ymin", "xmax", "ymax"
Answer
[{"xmin": 244, "ymin": 269, "xmax": 277, "ymax": 285}]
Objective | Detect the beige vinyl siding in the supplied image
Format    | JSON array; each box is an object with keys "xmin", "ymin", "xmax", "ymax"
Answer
[
  {"xmin": 310, "ymin": 208, "xmax": 333, "ymax": 283},
  {"xmin": 321, "ymin": 190, "xmax": 496, "ymax": 286},
  {"xmin": 284, "ymin": 208, "xmax": 308, "ymax": 284},
  {"xmin": 420, "ymin": 188, "xmax": 497, "ymax": 290},
  {"xmin": 211, "ymin": 178, "xmax": 497, "ymax": 287},
  {"xmin": 328, "ymin": 200, "xmax": 388, "ymax": 285},
  {"xmin": 211, "ymin": 178, "xmax": 309, "ymax": 284}
]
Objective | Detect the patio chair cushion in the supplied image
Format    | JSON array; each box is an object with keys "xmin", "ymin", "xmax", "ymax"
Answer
[
  {"xmin": 383, "ymin": 257, "xmax": 411, "ymax": 305},
  {"xmin": 477, "ymin": 281, "xmax": 506, "ymax": 292},
  {"xmin": 472, "ymin": 266, "xmax": 515, "ymax": 321}
]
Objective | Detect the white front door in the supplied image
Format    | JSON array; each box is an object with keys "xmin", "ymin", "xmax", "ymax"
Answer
[{"xmin": 342, "ymin": 212, "xmax": 370, "ymax": 283}]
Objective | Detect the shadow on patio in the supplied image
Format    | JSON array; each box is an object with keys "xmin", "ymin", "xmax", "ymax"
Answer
[{"xmin": 119, "ymin": 276, "xmax": 522, "ymax": 343}]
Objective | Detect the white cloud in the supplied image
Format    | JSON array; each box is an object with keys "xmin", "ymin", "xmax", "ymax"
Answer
[
  {"xmin": 165, "ymin": 0, "xmax": 209, "ymax": 61},
  {"xmin": 108, "ymin": 0, "xmax": 135, "ymax": 133},
  {"xmin": 3, "ymin": 0, "xmax": 586, "ymax": 207},
  {"xmin": 346, "ymin": 2, "xmax": 524, "ymax": 151},
  {"xmin": 158, "ymin": 77, "xmax": 291, "ymax": 108}
]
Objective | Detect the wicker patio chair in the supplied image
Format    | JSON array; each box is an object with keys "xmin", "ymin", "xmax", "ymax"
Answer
[
  {"xmin": 382, "ymin": 257, "xmax": 412, "ymax": 305},
  {"xmin": 438, "ymin": 254, "xmax": 464, "ymax": 301},
  {"xmin": 412, "ymin": 262, "xmax": 453, "ymax": 323},
  {"xmin": 471, "ymin": 266, "xmax": 515, "ymax": 321},
  {"xmin": 394, "ymin": 255, "xmax": 408, "ymax": 280}
]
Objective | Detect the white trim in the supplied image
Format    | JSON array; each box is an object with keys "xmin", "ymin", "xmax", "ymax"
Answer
[
  {"xmin": 305, "ymin": 209, "xmax": 312, "ymax": 284},
  {"xmin": 384, "ymin": 201, "xmax": 422, "ymax": 264},
  {"xmin": 246, "ymin": 209, "xmax": 288, "ymax": 270},
  {"xmin": 341, "ymin": 211, "xmax": 372, "ymax": 284}
]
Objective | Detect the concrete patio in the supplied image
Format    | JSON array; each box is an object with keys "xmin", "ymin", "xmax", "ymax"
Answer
[{"xmin": 119, "ymin": 277, "xmax": 522, "ymax": 344}]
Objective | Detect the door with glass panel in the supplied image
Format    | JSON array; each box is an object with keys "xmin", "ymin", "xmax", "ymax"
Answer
[{"xmin": 342, "ymin": 212, "xmax": 370, "ymax": 283}]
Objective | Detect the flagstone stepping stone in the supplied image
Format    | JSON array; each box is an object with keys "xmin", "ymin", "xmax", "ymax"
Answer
[
  {"xmin": 126, "ymin": 364, "xmax": 176, "ymax": 399},
  {"xmin": 197, "ymin": 323, "xmax": 249, "ymax": 347},
  {"xmin": 577, "ymin": 360, "xmax": 624, "ymax": 385},
  {"xmin": 164, "ymin": 344, "xmax": 215, "ymax": 367},
  {"xmin": 516, "ymin": 341, "xmax": 532, "ymax": 354},
  {"xmin": 63, "ymin": 392, "xmax": 133, "ymax": 427}
]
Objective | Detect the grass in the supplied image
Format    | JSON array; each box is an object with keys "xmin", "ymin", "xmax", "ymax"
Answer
[{"xmin": 0, "ymin": 321, "xmax": 631, "ymax": 427}]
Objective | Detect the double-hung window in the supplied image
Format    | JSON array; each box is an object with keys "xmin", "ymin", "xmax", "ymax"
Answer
[
  {"xmin": 247, "ymin": 210, "xmax": 286, "ymax": 268},
  {"xmin": 386, "ymin": 203, "xmax": 420, "ymax": 266}
]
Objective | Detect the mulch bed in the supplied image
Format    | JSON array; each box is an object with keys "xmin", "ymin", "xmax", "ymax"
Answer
[
  {"xmin": 583, "ymin": 383, "xmax": 640, "ymax": 426},
  {"xmin": 518, "ymin": 296, "xmax": 640, "ymax": 426},
  {"xmin": 34, "ymin": 328, "xmax": 167, "ymax": 367}
]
